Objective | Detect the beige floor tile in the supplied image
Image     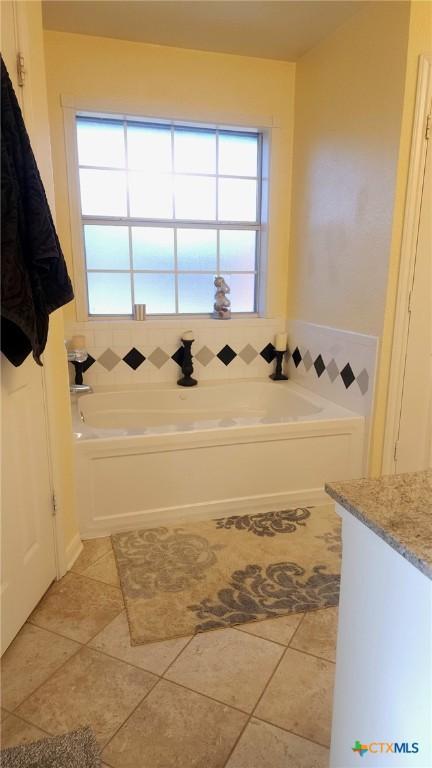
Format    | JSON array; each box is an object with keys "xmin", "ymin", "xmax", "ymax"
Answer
[
  {"xmin": 16, "ymin": 646, "xmax": 157, "ymax": 746},
  {"xmin": 83, "ymin": 551, "xmax": 120, "ymax": 587},
  {"xmin": 165, "ymin": 627, "xmax": 284, "ymax": 712},
  {"xmin": 102, "ymin": 679, "xmax": 248, "ymax": 768},
  {"xmin": 89, "ymin": 611, "xmax": 191, "ymax": 675},
  {"xmin": 290, "ymin": 607, "xmax": 338, "ymax": 662},
  {"xmin": 1, "ymin": 708, "xmax": 11, "ymax": 721},
  {"xmin": 1, "ymin": 623, "xmax": 80, "ymax": 711},
  {"xmin": 1, "ymin": 713, "xmax": 48, "ymax": 749},
  {"xmin": 255, "ymin": 648, "xmax": 335, "ymax": 747},
  {"xmin": 226, "ymin": 718, "xmax": 329, "ymax": 768},
  {"xmin": 29, "ymin": 572, "xmax": 124, "ymax": 643},
  {"xmin": 71, "ymin": 537, "xmax": 112, "ymax": 574},
  {"xmin": 237, "ymin": 613, "xmax": 304, "ymax": 645}
]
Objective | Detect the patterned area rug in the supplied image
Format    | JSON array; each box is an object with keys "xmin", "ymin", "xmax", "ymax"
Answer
[{"xmin": 111, "ymin": 504, "xmax": 341, "ymax": 645}]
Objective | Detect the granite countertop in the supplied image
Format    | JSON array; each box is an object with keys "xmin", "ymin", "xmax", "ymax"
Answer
[{"xmin": 325, "ymin": 469, "xmax": 432, "ymax": 579}]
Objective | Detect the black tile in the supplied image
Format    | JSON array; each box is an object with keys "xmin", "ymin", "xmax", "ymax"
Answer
[
  {"xmin": 292, "ymin": 347, "xmax": 302, "ymax": 368},
  {"xmin": 123, "ymin": 347, "xmax": 145, "ymax": 370},
  {"xmin": 217, "ymin": 344, "xmax": 237, "ymax": 366},
  {"xmin": 171, "ymin": 346, "xmax": 185, "ymax": 367},
  {"xmin": 340, "ymin": 363, "xmax": 355, "ymax": 389},
  {"xmin": 260, "ymin": 343, "xmax": 276, "ymax": 363},
  {"xmin": 314, "ymin": 354, "xmax": 325, "ymax": 378},
  {"xmin": 82, "ymin": 354, "xmax": 96, "ymax": 372}
]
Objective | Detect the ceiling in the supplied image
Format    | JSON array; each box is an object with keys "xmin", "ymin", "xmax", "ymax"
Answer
[{"xmin": 42, "ymin": 1, "xmax": 364, "ymax": 62}]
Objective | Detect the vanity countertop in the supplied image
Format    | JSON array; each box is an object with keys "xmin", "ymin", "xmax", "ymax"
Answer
[{"xmin": 325, "ymin": 469, "xmax": 432, "ymax": 579}]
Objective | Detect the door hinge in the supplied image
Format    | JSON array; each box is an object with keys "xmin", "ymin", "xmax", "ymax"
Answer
[
  {"xmin": 394, "ymin": 441, "xmax": 399, "ymax": 463},
  {"xmin": 426, "ymin": 114, "xmax": 431, "ymax": 141},
  {"xmin": 408, "ymin": 289, "xmax": 412, "ymax": 313},
  {"xmin": 52, "ymin": 494, "xmax": 58, "ymax": 516},
  {"xmin": 17, "ymin": 52, "xmax": 26, "ymax": 87}
]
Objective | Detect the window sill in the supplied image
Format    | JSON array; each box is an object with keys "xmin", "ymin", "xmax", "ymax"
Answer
[{"xmin": 70, "ymin": 315, "xmax": 283, "ymax": 330}]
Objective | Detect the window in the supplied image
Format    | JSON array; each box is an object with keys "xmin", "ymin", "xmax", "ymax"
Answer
[{"xmin": 75, "ymin": 116, "xmax": 262, "ymax": 316}]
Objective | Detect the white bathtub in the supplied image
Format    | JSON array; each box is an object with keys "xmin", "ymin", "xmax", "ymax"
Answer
[{"xmin": 73, "ymin": 379, "xmax": 364, "ymax": 538}]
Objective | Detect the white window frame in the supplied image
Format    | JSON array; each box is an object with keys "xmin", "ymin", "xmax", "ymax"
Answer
[{"xmin": 63, "ymin": 102, "xmax": 270, "ymax": 322}]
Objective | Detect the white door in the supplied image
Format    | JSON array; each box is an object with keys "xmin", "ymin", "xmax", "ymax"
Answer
[
  {"xmin": 396, "ymin": 119, "xmax": 432, "ymax": 473},
  {"xmin": 1, "ymin": 2, "xmax": 57, "ymax": 654}
]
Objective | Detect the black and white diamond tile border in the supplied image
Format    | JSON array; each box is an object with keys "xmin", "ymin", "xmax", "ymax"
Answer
[{"xmin": 77, "ymin": 340, "xmax": 370, "ymax": 395}]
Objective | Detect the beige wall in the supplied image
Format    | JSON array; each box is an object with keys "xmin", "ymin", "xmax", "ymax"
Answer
[
  {"xmin": 44, "ymin": 30, "xmax": 295, "ymax": 322},
  {"xmin": 16, "ymin": 2, "xmax": 80, "ymax": 556},
  {"xmin": 369, "ymin": 0, "xmax": 432, "ymax": 474},
  {"xmin": 288, "ymin": 1, "xmax": 411, "ymax": 337}
]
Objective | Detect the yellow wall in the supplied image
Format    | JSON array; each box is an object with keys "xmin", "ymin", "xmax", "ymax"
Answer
[
  {"xmin": 288, "ymin": 1, "xmax": 411, "ymax": 337},
  {"xmin": 369, "ymin": 0, "xmax": 432, "ymax": 474},
  {"xmin": 17, "ymin": 2, "xmax": 80, "ymax": 558},
  {"xmin": 44, "ymin": 30, "xmax": 296, "ymax": 322}
]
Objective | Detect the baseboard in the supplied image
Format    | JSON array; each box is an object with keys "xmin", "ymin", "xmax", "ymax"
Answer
[
  {"xmin": 65, "ymin": 532, "xmax": 83, "ymax": 570},
  {"xmin": 80, "ymin": 487, "xmax": 330, "ymax": 539}
]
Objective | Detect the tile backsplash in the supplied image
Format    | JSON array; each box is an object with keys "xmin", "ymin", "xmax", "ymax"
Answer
[
  {"xmin": 286, "ymin": 319, "xmax": 379, "ymax": 417},
  {"xmin": 66, "ymin": 318, "xmax": 286, "ymax": 386}
]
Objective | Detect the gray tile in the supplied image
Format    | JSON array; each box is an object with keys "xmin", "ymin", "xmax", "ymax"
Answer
[
  {"xmin": 148, "ymin": 347, "xmax": 170, "ymax": 369},
  {"xmin": 326, "ymin": 358, "xmax": 339, "ymax": 383},
  {"xmin": 98, "ymin": 348, "xmax": 121, "ymax": 372},
  {"xmin": 195, "ymin": 345, "xmax": 215, "ymax": 366},
  {"xmin": 302, "ymin": 350, "xmax": 313, "ymax": 371},
  {"xmin": 238, "ymin": 344, "xmax": 258, "ymax": 364},
  {"xmin": 356, "ymin": 368, "xmax": 369, "ymax": 395}
]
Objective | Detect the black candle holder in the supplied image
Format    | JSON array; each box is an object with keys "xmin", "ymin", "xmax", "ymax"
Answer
[
  {"xmin": 269, "ymin": 350, "xmax": 288, "ymax": 381},
  {"xmin": 177, "ymin": 339, "xmax": 198, "ymax": 387},
  {"xmin": 71, "ymin": 360, "xmax": 85, "ymax": 386}
]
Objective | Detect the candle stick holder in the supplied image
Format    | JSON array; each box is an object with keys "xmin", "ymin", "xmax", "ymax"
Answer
[
  {"xmin": 270, "ymin": 349, "xmax": 288, "ymax": 381},
  {"xmin": 177, "ymin": 338, "xmax": 198, "ymax": 387}
]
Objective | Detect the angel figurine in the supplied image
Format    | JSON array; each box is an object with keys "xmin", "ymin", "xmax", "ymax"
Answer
[{"xmin": 213, "ymin": 276, "xmax": 231, "ymax": 319}]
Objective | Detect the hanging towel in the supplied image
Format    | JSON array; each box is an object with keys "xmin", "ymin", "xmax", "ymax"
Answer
[{"xmin": 1, "ymin": 57, "xmax": 74, "ymax": 367}]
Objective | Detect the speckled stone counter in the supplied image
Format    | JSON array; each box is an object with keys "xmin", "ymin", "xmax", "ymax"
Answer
[
  {"xmin": 326, "ymin": 469, "xmax": 432, "ymax": 579},
  {"xmin": 326, "ymin": 469, "xmax": 432, "ymax": 767}
]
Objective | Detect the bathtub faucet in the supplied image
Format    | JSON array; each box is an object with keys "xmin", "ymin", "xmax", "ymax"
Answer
[{"xmin": 177, "ymin": 331, "xmax": 197, "ymax": 387}]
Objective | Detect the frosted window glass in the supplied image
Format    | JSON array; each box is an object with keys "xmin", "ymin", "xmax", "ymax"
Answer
[
  {"xmin": 222, "ymin": 273, "xmax": 255, "ymax": 312},
  {"xmin": 178, "ymin": 274, "xmax": 215, "ymax": 313},
  {"xmin": 177, "ymin": 229, "xmax": 217, "ymax": 271},
  {"xmin": 218, "ymin": 132, "xmax": 258, "ymax": 177},
  {"xmin": 77, "ymin": 118, "xmax": 125, "ymax": 168},
  {"xmin": 175, "ymin": 176, "xmax": 216, "ymax": 220},
  {"xmin": 79, "ymin": 169, "xmax": 127, "ymax": 216},
  {"xmin": 132, "ymin": 228, "xmax": 174, "ymax": 270},
  {"xmin": 134, "ymin": 273, "xmax": 175, "ymax": 313},
  {"xmin": 87, "ymin": 272, "xmax": 132, "ymax": 315},
  {"xmin": 127, "ymin": 124, "xmax": 172, "ymax": 172},
  {"xmin": 129, "ymin": 172, "xmax": 173, "ymax": 218},
  {"xmin": 220, "ymin": 230, "xmax": 256, "ymax": 271},
  {"xmin": 84, "ymin": 225, "xmax": 129, "ymax": 270},
  {"xmin": 218, "ymin": 178, "xmax": 257, "ymax": 222},
  {"xmin": 174, "ymin": 129, "xmax": 216, "ymax": 174}
]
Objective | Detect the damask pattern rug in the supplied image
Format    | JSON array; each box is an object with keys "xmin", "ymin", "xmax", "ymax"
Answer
[{"xmin": 111, "ymin": 504, "xmax": 341, "ymax": 645}]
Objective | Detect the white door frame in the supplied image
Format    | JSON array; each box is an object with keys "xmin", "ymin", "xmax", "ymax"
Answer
[{"xmin": 383, "ymin": 54, "xmax": 432, "ymax": 474}]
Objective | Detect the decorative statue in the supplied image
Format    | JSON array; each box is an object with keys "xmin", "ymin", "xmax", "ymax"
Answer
[{"xmin": 213, "ymin": 276, "xmax": 231, "ymax": 319}]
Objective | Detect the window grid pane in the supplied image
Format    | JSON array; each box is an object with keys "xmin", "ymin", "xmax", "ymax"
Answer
[{"xmin": 77, "ymin": 116, "xmax": 261, "ymax": 316}]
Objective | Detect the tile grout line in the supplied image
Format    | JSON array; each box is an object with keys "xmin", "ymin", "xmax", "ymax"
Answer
[
  {"xmin": 248, "ymin": 714, "xmax": 332, "ymax": 751},
  {"xmin": 71, "ymin": 542, "xmax": 114, "ymax": 576}
]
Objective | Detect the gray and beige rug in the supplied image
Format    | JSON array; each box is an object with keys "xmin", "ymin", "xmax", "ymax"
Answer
[
  {"xmin": 0, "ymin": 727, "xmax": 100, "ymax": 768},
  {"xmin": 111, "ymin": 504, "xmax": 341, "ymax": 645}
]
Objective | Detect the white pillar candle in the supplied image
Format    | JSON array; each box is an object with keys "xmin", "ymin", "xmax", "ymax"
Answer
[
  {"xmin": 274, "ymin": 333, "xmax": 287, "ymax": 351},
  {"xmin": 182, "ymin": 330, "xmax": 194, "ymax": 341},
  {"xmin": 70, "ymin": 334, "xmax": 86, "ymax": 350}
]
